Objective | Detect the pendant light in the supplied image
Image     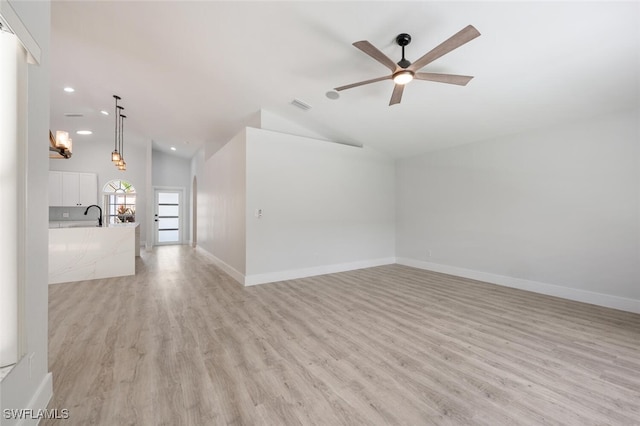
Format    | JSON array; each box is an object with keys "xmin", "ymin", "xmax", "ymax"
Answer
[
  {"xmin": 117, "ymin": 113, "xmax": 126, "ymax": 171},
  {"xmin": 111, "ymin": 95, "xmax": 121, "ymax": 163}
]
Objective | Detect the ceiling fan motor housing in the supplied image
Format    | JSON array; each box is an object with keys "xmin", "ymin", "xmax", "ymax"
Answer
[{"xmin": 396, "ymin": 33, "xmax": 411, "ymax": 46}]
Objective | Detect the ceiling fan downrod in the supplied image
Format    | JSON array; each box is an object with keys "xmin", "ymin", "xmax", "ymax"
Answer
[{"xmin": 396, "ymin": 33, "xmax": 412, "ymax": 69}]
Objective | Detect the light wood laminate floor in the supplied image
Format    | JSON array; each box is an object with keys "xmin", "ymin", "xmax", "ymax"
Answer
[{"xmin": 46, "ymin": 245, "xmax": 640, "ymax": 425}]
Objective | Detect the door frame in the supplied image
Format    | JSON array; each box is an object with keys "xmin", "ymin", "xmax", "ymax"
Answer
[{"xmin": 153, "ymin": 186, "xmax": 185, "ymax": 246}]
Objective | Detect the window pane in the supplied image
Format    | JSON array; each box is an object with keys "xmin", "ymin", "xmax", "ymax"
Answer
[
  {"xmin": 158, "ymin": 205, "xmax": 179, "ymax": 217},
  {"xmin": 104, "ymin": 180, "xmax": 136, "ymax": 193},
  {"xmin": 158, "ymin": 218, "xmax": 179, "ymax": 230},
  {"xmin": 158, "ymin": 192, "xmax": 179, "ymax": 204},
  {"xmin": 158, "ymin": 230, "xmax": 179, "ymax": 243}
]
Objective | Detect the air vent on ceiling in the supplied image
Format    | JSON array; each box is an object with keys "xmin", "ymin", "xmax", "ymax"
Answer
[
  {"xmin": 64, "ymin": 113, "xmax": 84, "ymax": 117},
  {"xmin": 291, "ymin": 98, "xmax": 312, "ymax": 111}
]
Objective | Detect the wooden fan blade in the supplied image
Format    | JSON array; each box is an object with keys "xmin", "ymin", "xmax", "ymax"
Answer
[
  {"xmin": 353, "ymin": 40, "xmax": 398, "ymax": 72},
  {"xmin": 414, "ymin": 72, "xmax": 474, "ymax": 86},
  {"xmin": 389, "ymin": 84, "xmax": 404, "ymax": 106},
  {"xmin": 334, "ymin": 75, "xmax": 391, "ymax": 91},
  {"xmin": 408, "ymin": 25, "xmax": 481, "ymax": 72}
]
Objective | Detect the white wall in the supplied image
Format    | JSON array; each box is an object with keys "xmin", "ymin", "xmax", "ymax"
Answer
[
  {"xmin": 245, "ymin": 127, "xmax": 395, "ymax": 285},
  {"xmin": 49, "ymin": 138, "xmax": 149, "ymax": 245},
  {"xmin": 152, "ymin": 149, "xmax": 191, "ymax": 244},
  {"xmin": 396, "ymin": 108, "xmax": 640, "ymax": 312},
  {"xmin": 0, "ymin": 0, "xmax": 52, "ymax": 422},
  {"xmin": 195, "ymin": 130, "xmax": 247, "ymax": 279}
]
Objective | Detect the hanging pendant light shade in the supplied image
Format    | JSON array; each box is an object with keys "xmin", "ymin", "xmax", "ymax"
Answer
[{"xmin": 111, "ymin": 95, "xmax": 121, "ymax": 163}]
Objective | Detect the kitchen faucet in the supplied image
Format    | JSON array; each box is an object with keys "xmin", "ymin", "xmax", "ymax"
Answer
[{"xmin": 84, "ymin": 204, "xmax": 103, "ymax": 227}]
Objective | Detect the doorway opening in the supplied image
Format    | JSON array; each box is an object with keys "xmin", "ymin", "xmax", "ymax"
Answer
[{"xmin": 154, "ymin": 188, "xmax": 184, "ymax": 245}]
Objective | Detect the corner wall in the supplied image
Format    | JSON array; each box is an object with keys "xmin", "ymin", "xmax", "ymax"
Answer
[
  {"xmin": 195, "ymin": 130, "xmax": 247, "ymax": 280},
  {"xmin": 193, "ymin": 127, "xmax": 395, "ymax": 286},
  {"xmin": 396, "ymin": 108, "xmax": 640, "ymax": 312}
]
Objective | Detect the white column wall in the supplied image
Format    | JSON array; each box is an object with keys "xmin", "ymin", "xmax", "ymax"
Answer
[
  {"xmin": 0, "ymin": 0, "xmax": 53, "ymax": 422},
  {"xmin": 0, "ymin": 30, "xmax": 21, "ymax": 368}
]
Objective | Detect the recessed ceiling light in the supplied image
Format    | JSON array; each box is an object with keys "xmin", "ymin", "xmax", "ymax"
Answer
[
  {"xmin": 170, "ymin": 147, "xmax": 177, "ymax": 151},
  {"xmin": 100, "ymin": 110, "xmax": 109, "ymax": 115},
  {"xmin": 63, "ymin": 87, "xmax": 75, "ymax": 93},
  {"xmin": 76, "ymin": 130, "xmax": 92, "ymax": 135}
]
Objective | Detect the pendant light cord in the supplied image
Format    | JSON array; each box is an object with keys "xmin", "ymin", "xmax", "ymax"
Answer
[
  {"xmin": 120, "ymin": 114, "xmax": 125, "ymax": 159},
  {"xmin": 113, "ymin": 95, "xmax": 121, "ymax": 153}
]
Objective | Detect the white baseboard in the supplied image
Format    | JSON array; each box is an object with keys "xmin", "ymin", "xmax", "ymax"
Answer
[
  {"xmin": 244, "ymin": 257, "xmax": 396, "ymax": 286},
  {"xmin": 396, "ymin": 257, "xmax": 640, "ymax": 314},
  {"xmin": 194, "ymin": 246, "xmax": 245, "ymax": 285},
  {"xmin": 14, "ymin": 372, "xmax": 53, "ymax": 426},
  {"xmin": 194, "ymin": 248, "xmax": 395, "ymax": 287}
]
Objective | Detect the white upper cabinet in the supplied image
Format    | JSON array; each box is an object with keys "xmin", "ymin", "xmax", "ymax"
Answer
[
  {"xmin": 49, "ymin": 171, "xmax": 97, "ymax": 207},
  {"xmin": 61, "ymin": 172, "xmax": 80, "ymax": 206},
  {"xmin": 78, "ymin": 173, "xmax": 97, "ymax": 206}
]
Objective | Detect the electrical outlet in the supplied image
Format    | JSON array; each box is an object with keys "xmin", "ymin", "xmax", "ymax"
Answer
[
  {"xmin": 62, "ymin": 212, "xmax": 70, "ymax": 218},
  {"xmin": 427, "ymin": 250, "xmax": 432, "ymax": 258}
]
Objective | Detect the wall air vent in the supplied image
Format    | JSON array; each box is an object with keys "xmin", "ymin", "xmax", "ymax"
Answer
[
  {"xmin": 291, "ymin": 98, "xmax": 312, "ymax": 111},
  {"xmin": 64, "ymin": 113, "xmax": 84, "ymax": 117}
]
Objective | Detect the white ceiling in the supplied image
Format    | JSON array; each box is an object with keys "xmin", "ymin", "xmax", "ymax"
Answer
[{"xmin": 50, "ymin": 1, "xmax": 640, "ymax": 160}]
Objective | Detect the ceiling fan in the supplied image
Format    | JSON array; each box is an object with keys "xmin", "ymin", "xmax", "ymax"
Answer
[{"xmin": 335, "ymin": 25, "xmax": 481, "ymax": 106}]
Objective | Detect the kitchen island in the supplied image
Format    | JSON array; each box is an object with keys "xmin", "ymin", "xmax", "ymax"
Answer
[{"xmin": 49, "ymin": 222, "xmax": 139, "ymax": 284}]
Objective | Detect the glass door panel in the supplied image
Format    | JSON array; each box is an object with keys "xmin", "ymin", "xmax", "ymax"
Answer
[{"xmin": 155, "ymin": 189, "xmax": 182, "ymax": 245}]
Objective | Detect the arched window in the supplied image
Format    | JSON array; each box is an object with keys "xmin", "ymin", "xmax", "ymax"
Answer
[{"xmin": 103, "ymin": 179, "xmax": 136, "ymax": 224}]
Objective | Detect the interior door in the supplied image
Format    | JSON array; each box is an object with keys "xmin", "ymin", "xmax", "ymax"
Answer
[{"xmin": 154, "ymin": 189, "xmax": 182, "ymax": 245}]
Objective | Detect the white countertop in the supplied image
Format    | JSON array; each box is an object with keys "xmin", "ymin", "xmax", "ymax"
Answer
[
  {"xmin": 107, "ymin": 222, "xmax": 140, "ymax": 228},
  {"xmin": 49, "ymin": 220, "xmax": 99, "ymax": 228},
  {"xmin": 49, "ymin": 221, "xmax": 139, "ymax": 229}
]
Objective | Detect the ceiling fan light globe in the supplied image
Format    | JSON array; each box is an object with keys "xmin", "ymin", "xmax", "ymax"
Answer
[{"xmin": 393, "ymin": 71, "xmax": 414, "ymax": 85}]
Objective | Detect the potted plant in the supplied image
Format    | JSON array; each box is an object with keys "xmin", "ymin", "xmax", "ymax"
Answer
[{"xmin": 117, "ymin": 204, "xmax": 129, "ymax": 223}]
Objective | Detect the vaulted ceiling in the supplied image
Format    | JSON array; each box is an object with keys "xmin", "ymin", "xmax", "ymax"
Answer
[{"xmin": 50, "ymin": 1, "xmax": 639, "ymax": 159}]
